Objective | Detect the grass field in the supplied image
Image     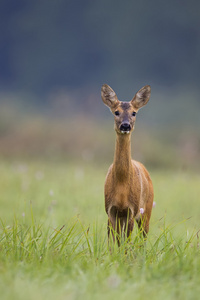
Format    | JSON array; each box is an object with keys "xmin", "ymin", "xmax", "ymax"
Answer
[{"xmin": 0, "ymin": 159, "xmax": 200, "ymax": 300}]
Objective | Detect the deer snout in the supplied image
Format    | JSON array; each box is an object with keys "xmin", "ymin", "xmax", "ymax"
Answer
[{"xmin": 120, "ymin": 122, "xmax": 131, "ymax": 133}]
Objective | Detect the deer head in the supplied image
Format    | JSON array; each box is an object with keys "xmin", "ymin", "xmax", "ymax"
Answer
[{"xmin": 101, "ymin": 84, "xmax": 151, "ymax": 135}]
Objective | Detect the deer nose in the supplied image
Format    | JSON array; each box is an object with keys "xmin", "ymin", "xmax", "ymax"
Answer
[{"xmin": 120, "ymin": 122, "xmax": 131, "ymax": 132}]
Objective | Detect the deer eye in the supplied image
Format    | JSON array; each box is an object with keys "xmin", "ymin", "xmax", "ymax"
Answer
[
  {"xmin": 115, "ymin": 111, "xmax": 120, "ymax": 116},
  {"xmin": 132, "ymin": 112, "xmax": 136, "ymax": 116}
]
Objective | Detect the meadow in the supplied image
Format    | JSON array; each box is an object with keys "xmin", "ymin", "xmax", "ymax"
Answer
[{"xmin": 0, "ymin": 158, "xmax": 200, "ymax": 300}]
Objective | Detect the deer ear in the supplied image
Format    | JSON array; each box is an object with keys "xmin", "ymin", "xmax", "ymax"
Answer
[
  {"xmin": 101, "ymin": 84, "xmax": 119, "ymax": 108},
  {"xmin": 131, "ymin": 85, "xmax": 151, "ymax": 109}
]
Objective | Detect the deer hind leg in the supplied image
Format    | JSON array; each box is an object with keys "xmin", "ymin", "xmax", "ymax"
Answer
[{"xmin": 137, "ymin": 194, "xmax": 153, "ymax": 239}]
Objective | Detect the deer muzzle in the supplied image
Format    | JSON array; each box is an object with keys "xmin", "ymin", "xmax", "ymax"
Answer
[{"xmin": 120, "ymin": 122, "xmax": 131, "ymax": 134}]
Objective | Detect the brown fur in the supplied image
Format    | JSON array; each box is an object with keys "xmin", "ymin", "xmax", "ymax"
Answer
[{"xmin": 101, "ymin": 84, "xmax": 154, "ymax": 244}]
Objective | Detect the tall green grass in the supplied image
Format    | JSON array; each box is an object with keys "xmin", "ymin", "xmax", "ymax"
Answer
[{"xmin": 0, "ymin": 160, "xmax": 200, "ymax": 299}]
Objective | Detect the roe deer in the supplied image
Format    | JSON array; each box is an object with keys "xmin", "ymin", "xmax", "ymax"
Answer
[{"xmin": 101, "ymin": 84, "xmax": 154, "ymax": 245}]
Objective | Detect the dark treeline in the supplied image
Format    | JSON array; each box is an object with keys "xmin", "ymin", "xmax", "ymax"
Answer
[{"xmin": 0, "ymin": 0, "xmax": 200, "ymax": 101}]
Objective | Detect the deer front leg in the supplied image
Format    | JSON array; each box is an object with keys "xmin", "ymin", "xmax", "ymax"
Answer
[
  {"xmin": 107, "ymin": 218, "xmax": 116, "ymax": 243},
  {"xmin": 107, "ymin": 219, "xmax": 113, "ymax": 242},
  {"xmin": 107, "ymin": 217, "xmax": 121, "ymax": 246},
  {"xmin": 136, "ymin": 214, "xmax": 149, "ymax": 239},
  {"xmin": 126, "ymin": 218, "xmax": 134, "ymax": 238}
]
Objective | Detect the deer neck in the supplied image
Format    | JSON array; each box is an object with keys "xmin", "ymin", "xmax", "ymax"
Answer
[{"xmin": 113, "ymin": 133, "xmax": 133, "ymax": 182}]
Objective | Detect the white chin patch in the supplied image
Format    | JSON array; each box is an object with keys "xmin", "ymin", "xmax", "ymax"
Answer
[{"xmin": 121, "ymin": 131, "xmax": 130, "ymax": 134}]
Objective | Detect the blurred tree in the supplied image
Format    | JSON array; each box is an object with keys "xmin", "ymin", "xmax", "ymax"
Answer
[{"xmin": 0, "ymin": 0, "xmax": 199, "ymax": 99}]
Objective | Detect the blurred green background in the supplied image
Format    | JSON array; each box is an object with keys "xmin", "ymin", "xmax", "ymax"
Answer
[{"xmin": 0, "ymin": 0, "xmax": 199, "ymax": 170}]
